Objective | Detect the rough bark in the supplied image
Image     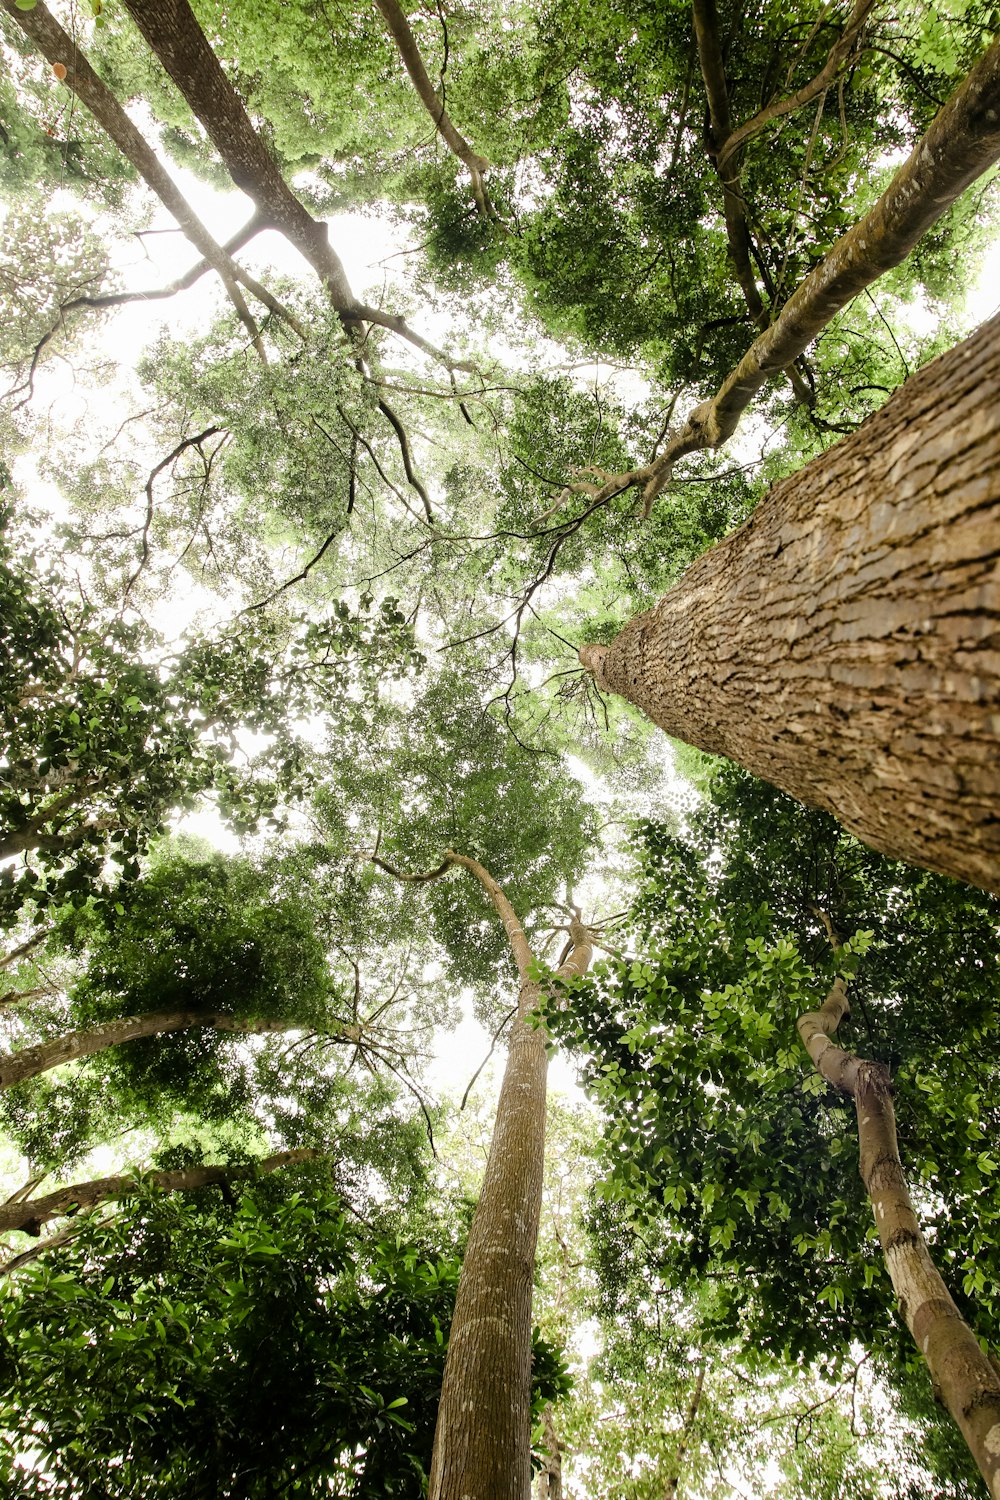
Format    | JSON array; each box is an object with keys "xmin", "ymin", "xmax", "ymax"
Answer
[
  {"xmin": 0, "ymin": 1147, "xmax": 321, "ymax": 1235},
  {"xmin": 0, "ymin": 1009, "xmax": 361, "ymax": 1092},
  {"xmin": 1, "ymin": 0, "xmax": 292, "ymax": 351},
  {"xmin": 581, "ymin": 312, "xmax": 1000, "ymax": 893},
  {"xmin": 372, "ymin": 0, "xmax": 495, "ymax": 217},
  {"xmin": 798, "ymin": 980, "xmax": 1000, "ymax": 1498}
]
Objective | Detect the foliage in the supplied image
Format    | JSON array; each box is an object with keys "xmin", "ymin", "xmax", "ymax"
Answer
[
  {"xmin": 0, "ymin": 1175, "xmax": 571, "ymax": 1498},
  {"xmin": 0, "ymin": 509, "xmax": 423, "ymax": 926},
  {"xmin": 547, "ymin": 769, "xmax": 1000, "ymax": 1381}
]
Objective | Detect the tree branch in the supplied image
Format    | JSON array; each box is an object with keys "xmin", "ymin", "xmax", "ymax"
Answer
[{"xmin": 372, "ymin": 0, "xmax": 497, "ymax": 218}]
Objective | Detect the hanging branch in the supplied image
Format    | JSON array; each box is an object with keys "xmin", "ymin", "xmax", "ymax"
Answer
[
  {"xmin": 372, "ymin": 0, "xmax": 498, "ymax": 219},
  {"xmin": 716, "ymin": 0, "xmax": 878, "ymax": 177},
  {"xmin": 125, "ymin": 425, "xmax": 223, "ymax": 597}
]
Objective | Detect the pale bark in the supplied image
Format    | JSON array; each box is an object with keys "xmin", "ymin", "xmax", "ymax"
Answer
[
  {"xmin": 0, "ymin": 1009, "xmax": 362, "ymax": 1092},
  {"xmin": 429, "ymin": 900, "xmax": 593, "ymax": 1500},
  {"xmin": 581, "ymin": 312, "xmax": 1000, "ymax": 894},
  {"xmin": 376, "ymin": 849, "xmax": 592, "ymax": 1499},
  {"xmin": 372, "ymin": 0, "xmax": 495, "ymax": 217},
  {"xmin": 535, "ymin": 1405, "xmax": 563, "ymax": 1500},
  {"xmin": 0, "ymin": 1147, "xmax": 321, "ymax": 1235},
  {"xmin": 0, "ymin": 928, "xmax": 50, "ymax": 973},
  {"xmin": 798, "ymin": 980, "xmax": 1000, "ymax": 1498},
  {"xmin": 1, "ymin": 0, "xmax": 295, "ymax": 353}
]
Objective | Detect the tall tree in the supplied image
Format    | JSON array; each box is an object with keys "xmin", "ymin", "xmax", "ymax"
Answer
[
  {"xmin": 376, "ymin": 849, "xmax": 594, "ymax": 1499},
  {"xmin": 547, "ymin": 768, "xmax": 1000, "ymax": 1487},
  {"xmin": 582, "ymin": 311, "xmax": 1000, "ymax": 892}
]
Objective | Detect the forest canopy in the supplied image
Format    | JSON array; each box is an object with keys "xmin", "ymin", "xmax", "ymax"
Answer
[{"xmin": 1, "ymin": 0, "xmax": 999, "ymax": 1495}]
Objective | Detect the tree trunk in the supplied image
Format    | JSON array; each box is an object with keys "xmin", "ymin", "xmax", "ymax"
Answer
[
  {"xmin": 581, "ymin": 312, "xmax": 1000, "ymax": 893},
  {"xmin": 535, "ymin": 1405, "xmax": 563, "ymax": 1500},
  {"xmin": 119, "ymin": 0, "xmax": 359, "ymax": 311},
  {"xmin": 412, "ymin": 852, "xmax": 592, "ymax": 1500},
  {"xmin": 0, "ymin": 1147, "xmax": 321, "ymax": 1235},
  {"xmin": 0, "ymin": 1010, "xmax": 361, "ymax": 1091},
  {"xmin": 798, "ymin": 979, "xmax": 1000, "ymax": 1497}
]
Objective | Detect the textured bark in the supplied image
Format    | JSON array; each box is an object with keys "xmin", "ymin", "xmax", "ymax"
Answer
[
  {"xmin": 0, "ymin": 1009, "xmax": 361, "ymax": 1092},
  {"xmin": 1, "ymin": 0, "xmax": 289, "ymax": 350},
  {"xmin": 372, "ymin": 0, "xmax": 495, "ymax": 217},
  {"xmin": 413, "ymin": 853, "xmax": 593, "ymax": 1500},
  {"xmin": 581, "ymin": 312, "xmax": 1000, "ymax": 893},
  {"xmin": 120, "ymin": 0, "xmax": 355, "ymax": 308},
  {"xmin": 798, "ymin": 981, "xmax": 1000, "ymax": 1498},
  {"xmin": 0, "ymin": 1147, "xmax": 320, "ymax": 1235}
]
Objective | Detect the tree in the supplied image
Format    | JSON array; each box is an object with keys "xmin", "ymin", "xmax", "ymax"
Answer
[
  {"xmin": 0, "ymin": 1168, "xmax": 568, "ymax": 1497},
  {"xmin": 547, "ymin": 767, "xmax": 1000, "ymax": 1488},
  {"xmin": 581, "ymin": 310, "xmax": 1000, "ymax": 893},
  {"xmin": 375, "ymin": 848, "xmax": 594, "ymax": 1499},
  {"xmin": 5, "ymin": 0, "xmax": 1000, "ymax": 1491}
]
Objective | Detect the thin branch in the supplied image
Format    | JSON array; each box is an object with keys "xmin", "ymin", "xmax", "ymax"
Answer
[{"xmin": 459, "ymin": 1005, "xmax": 517, "ymax": 1110}]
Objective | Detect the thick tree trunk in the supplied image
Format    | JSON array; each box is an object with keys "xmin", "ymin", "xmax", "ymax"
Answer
[
  {"xmin": 0, "ymin": 1010, "xmax": 361, "ymax": 1091},
  {"xmin": 798, "ymin": 980, "xmax": 1000, "ymax": 1498},
  {"xmin": 581, "ymin": 312, "xmax": 1000, "ymax": 893},
  {"xmin": 0, "ymin": 1147, "xmax": 320, "ymax": 1235}
]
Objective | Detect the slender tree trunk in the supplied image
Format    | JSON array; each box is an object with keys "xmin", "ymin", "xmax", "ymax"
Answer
[
  {"xmin": 581, "ymin": 311, "xmax": 1000, "ymax": 894},
  {"xmin": 0, "ymin": 1010, "xmax": 361, "ymax": 1091},
  {"xmin": 535, "ymin": 1405, "xmax": 563, "ymax": 1500},
  {"xmin": 0, "ymin": 1147, "xmax": 321, "ymax": 1235},
  {"xmin": 374, "ymin": 849, "xmax": 593, "ymax": 1500},
  {"xmin": 637, "ymin": 32, "xmax": 1000, "ymax": 505},
  {"xmin": 663, "ymin": 1361, "xmax": 705, "ymax": 1499},
  {"xmin": 429, "ymin": 920, "xmax": 594, "ymax": 1500},
  {"xmin": 797, "ymin": 979, "xmax": 1000, "ymax": 1497}
]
